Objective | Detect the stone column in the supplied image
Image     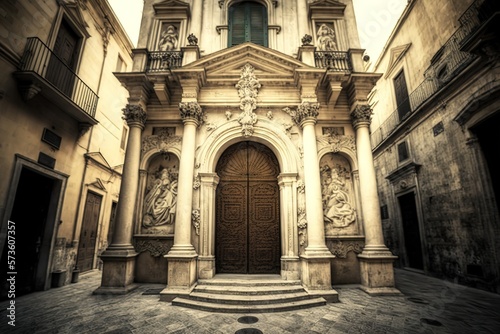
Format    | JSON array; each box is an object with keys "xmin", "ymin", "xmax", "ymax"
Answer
[
  {"xmin": 94, "ymin": 104, "xmax": 146, "ymax": 294},
  {"xmin": 289, "ymin": 102, "xmax": 337, "ymax": 302},
  {"xmin": 190, "ymin": 0, "xmax": 203, "ymax": 40},
  {"xmin": 161, "ymin": 102, "xmax": 204, "ymax": 301},
  {"xmin": 297, "ymin": 0, "xmax": 310, "ymax": 41},
  {"xmin": 351, "ymin": 105, "xmax": 400, "ymax": 295}
]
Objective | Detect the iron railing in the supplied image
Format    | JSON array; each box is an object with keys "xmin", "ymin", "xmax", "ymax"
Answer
[
  {"xmin": 314, "ymin": 51, "xmax": 353, "ymax": 72},
  {"xmin": 370, "ymin": 0, "xmax": 490, "ymax": 149},
  {"xmin": 18, "ymin": 37, "xmax": 98, "ymax": 118},
  {"xmin": 146, "ymin": 51, "xmax": 183, "ymax": 72}
]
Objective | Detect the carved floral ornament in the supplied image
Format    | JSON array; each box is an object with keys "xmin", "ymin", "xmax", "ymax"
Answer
[
  {"xmin": 282, "ymin": 102, "xmax": 320, "ymax": 126},
  {"xmin": 236, "ymin": 63, "xmax": 261, "ymax": 137},
  {"xmin": 122, "ymin": 104, "xmax": 147, "ymax": 126},
  {"xmin": 350, "ymin": 104, "xmax": 373, "ymax": 126},
  {"xmin": 179, "ymin": 102, "xmax": 205, "ymax": 124},
  {"xmin": 317, "ymin": 134, "xmax": 356, "ymax": 153},
  {"xmin": 328, "ymin": 240, "xmax": 364, "ymax": 258}
]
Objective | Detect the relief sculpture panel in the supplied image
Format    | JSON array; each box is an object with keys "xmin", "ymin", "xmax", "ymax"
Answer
[
  {"xmin": 142, "ymin": 153, "xmax": 179, "ymax": 235},
  {"xmin": 320, "ymin": 153, "xmax": 358, "ymax": 236}
]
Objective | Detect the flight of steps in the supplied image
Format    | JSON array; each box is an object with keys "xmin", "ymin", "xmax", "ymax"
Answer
[{"xmin": 171, "ymin": 275, "xmax": 335, "ymax": 313}]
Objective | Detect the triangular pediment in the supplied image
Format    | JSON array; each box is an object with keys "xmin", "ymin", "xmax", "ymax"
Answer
[
  {"xmin": 60, "ymin": 1, "xmax": 90, "ymax": 36},
  {"xmin": 85, "ymin": 152, "xmax": 112, "ymax": 170},
  {"xmin": 385, "ymin": 43, "xmax": 411, "ymax": 78},
  {"xmin": 308, "ymin": 0, "xmax": 346, "ymax": 18},
  {"xmin": 309, "ymin": 0, "xmax": 346, "ymax": 7},
  {"xmin": 89, "ymin": 178, "xmax": 107, "ymax": 192},
  {"xmin": 178, "ymin": 42, "xmax": 314, "ymax": 83},
  {"xmin": 153, "ymin": 0, "xmax": 190, "ymax": 16}
]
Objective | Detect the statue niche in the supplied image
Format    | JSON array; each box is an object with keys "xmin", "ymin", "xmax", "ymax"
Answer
[
  {"xmin": 316, "ymin": 23, "xmax": 338, "ymax": 51},
  {"xmin": 142, "ymin": 154, "xmax": 179, "ymax": 234},
  {"xmin": 320, "ymin": 154, "xmax": 357, "ymax": 234},
  {"xmin": 158, "ymin": 24, "xmax": 179, "ymax": 51}
]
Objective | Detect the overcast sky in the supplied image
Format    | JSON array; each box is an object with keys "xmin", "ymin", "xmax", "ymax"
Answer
[{"xmin": 108, "ymin": 0, "xmax": 407, "ymax": 64}]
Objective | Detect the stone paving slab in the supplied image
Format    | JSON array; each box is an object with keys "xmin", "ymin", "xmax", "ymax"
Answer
[{"xmin": 1, "ymin": 269, "xmax": 499, "ymax": 333}]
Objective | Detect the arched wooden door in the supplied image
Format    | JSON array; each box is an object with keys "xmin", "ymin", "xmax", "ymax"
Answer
[{"xmin": 216, "ymin": 141, "xmax": 280, "ymax": 274}]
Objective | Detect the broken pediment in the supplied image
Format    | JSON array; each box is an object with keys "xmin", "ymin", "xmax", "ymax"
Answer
[
  {"xmin": 384, "ymin": 43, "xmax": 411, "ymax": 78},
  {"xmin": 177, "ymin": 42, "xmax": 315, "ymax": 84}
]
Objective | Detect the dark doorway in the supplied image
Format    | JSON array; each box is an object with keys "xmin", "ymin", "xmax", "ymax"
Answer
[
  {"xmin": 398, "ymin": 192, "xmax": 424, "ymax": 270},
  {"xmin": 215, "ymin": 142, "xmax": 280, "ymax": 274},
  {"xmin": 77, "ymin": 192, "xmax": 102, "ymax": 272},
  {"xmin": 1, "ymin": 168, "xmax": 55, "ymax": 298},
  {"xmin": 473, "ymin": 111, "xmax": 500, "ymax": 216}
]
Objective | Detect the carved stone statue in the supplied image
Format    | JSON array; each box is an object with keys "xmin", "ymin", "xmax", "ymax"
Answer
[
  {"xmin": 316, "ymin": 24, "xmax": 337, "ymax": 51},
  {"xmin": 159, "ymin": 25, "xmax": 178, "ymax": 51}
]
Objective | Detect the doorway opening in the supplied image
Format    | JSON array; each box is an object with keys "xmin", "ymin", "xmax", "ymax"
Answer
[
  {"xmin": 215, "ymin": 141, "xmax": 280, "ymax": 274},
  {"xmin": 398, "ymin": 192, "xmax": 424, "ymax": 270}
]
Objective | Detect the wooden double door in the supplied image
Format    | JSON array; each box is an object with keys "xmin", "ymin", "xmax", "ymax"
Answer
[{"xmin": 216, "ymin": 142, "xmax": 280, "ymax": 274}]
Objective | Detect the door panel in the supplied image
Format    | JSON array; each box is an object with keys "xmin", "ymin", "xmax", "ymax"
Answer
[
  {"xmin": 216, "ymin": 142, "xmax": 280, "ymax": 274},
  {"xmin": 77, "ymin": 192, "xmax": 102, "ymax": 272}
]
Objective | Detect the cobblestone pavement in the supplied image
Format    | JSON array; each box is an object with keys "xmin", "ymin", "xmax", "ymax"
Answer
[{"xmin": 1, "ymin": 269, "xmax": 499, "ymax": 333}]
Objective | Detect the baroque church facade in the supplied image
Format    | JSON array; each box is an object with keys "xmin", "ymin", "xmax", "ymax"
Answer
[{"xmin": 95, "ymin": 0, "xmax": 400, "ymax": 302}]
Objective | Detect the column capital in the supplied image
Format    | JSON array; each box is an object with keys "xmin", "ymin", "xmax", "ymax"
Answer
[
  {"xmin": 122, "ymin": 104, "xmax": 147, "ymax": 128},
  {"xmin": 283, "ymin": 101, "xmax": 320, "ymax": 127},
  {"xmin": 350, "ymin": 104, "xmax": 372, "ymax": 129},
  {"xmin": 179, "ymin": 101, "xmax": 205, "ymax": 125}
]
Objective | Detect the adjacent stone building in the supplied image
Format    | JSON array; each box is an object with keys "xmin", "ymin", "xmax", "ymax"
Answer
[
  {"xmin": 94, "ymin": 0, "xmax": 400, "ymax": 305},
  {"xmin": 370, "ymin": 0, "xmax": 499, "ymax": 293},
  {"xmin": 0, "ymin": 0, "xmax": 133, "ymax": 297}
]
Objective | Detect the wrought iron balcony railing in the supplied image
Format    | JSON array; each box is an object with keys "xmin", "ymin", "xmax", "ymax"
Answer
[
  {"xmin": 314, "ymin": 51, "xmax": 353, "ymax": 72},
  {"xmin": 146, "ymin": 51, "xmax": 183, "ymax": 72},
  {"xmin": 17, "ymin": 37, "xmax": 98, "ymax": 119},
  {"xmin": 369, "ymin": 0, "xmax": 491, "ymax": 149}
]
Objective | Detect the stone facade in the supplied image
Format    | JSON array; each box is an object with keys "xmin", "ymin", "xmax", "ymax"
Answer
[
  {"xmin": 0, "ymin": 0, "xmax": 133, "ymax": 296},
  {"xmin": 370, "ymin": 0, "xmax": 500, "ymax": 293},
  {"xmin": 95, "ymin": 0, "xmax": 399, "ymax": 300}
]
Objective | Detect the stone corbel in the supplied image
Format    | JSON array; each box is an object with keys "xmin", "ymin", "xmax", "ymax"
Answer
[{"xmin": 18, "ymin": 82, "xmax": 42, "ymax": 100}]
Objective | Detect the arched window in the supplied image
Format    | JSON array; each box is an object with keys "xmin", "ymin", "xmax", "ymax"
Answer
[{"xmin": 228, "ymin": 2, "xmax": 268, "ymax": 47}]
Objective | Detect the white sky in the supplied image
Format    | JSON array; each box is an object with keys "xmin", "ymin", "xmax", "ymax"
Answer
[{"xmin": 108, "ymin": 0, "xmax": 407, "ymax": 65}]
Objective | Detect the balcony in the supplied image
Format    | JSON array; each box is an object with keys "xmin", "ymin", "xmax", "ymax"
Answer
[
  {"xmin": 146, "ymin": 51, "xmax": 183, "ymax": 72},
  {"xmin": 369, "ymin": 0, "xmax": 495, "ymax": 149},
  {"xmin": 13, "ymin": 37, "xmax": 98, "ymax": 125},
  {"xmin": 314, "ymin": 51, "xmax": 353, "ymax": 72}
]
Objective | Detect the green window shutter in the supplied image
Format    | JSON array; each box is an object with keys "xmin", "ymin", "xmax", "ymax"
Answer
[{"xmin": 228, "ymin": 2, "xmax": 267, "ymax": 47}]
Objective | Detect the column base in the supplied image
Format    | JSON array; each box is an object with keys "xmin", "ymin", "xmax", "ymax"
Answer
[
  {"xmin": 281, "ymin": 256, "xmax": 300, "ymax": 280},
  {"xmin": 93, "ymin": 246, "xmax": 138, "ymax": 295},
  {"xmin": 160, "ymin": 253, "xmax": 198, "ymax": 302},
  {"xmin": 358, "ymin": 249, "xmax": 402, "ymax": 296},
  {"xmin": 198, "ymin": 256, "xmax": 215, "ymax": 279},
  {"xmin": 300, "ymin": 253, "xmax": 338, "ymax": 302}
]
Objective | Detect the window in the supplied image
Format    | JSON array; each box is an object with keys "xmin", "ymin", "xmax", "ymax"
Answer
[
  {"xmin": 228, "ymin": 2, "xmax": 268, "ymax": 47},
  {"xmin": 120, "ymin": 126, "xmax": 128, "ymax": 150},
  {"xmin": 397, "ymin": 141, "xmax": 409, "ymax": 162},
  {"xmin": 393, "ymin": 70, "xmax": 411, "ymax": 120},
  {"xmin": 116, "ymin": 54, "xmax": 126, "ymax": 72}
]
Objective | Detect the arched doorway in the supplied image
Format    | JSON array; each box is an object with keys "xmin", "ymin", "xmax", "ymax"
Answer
[{"xmin": 215, "ymin": 141, "xmax": 280, "ymax": 274}]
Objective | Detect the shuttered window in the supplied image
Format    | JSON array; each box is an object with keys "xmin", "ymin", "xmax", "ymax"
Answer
[{"xmin": 228, "ymin": 2, "xmax": 268, "ymax": 47}]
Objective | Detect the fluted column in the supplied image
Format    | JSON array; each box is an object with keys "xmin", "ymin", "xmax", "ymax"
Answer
[
  {"xmin": 351, "ymin": 105, "xmax": 400, "ymax": 295},
  {"xmin": 94, "ymin": 104, "xmax": 146, "ymax": 294},
  {"xmin": 161, "ymin": 102, "xmax": 205, "ymax": 301}
]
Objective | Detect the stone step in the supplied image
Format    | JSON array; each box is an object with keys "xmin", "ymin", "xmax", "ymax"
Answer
[
  {"xmin": 172, "ymin": 296, "xmax": 327, "ymax": 313},
  {"xmin": 187, "ymin": 291, "xmax": 311, "ymax": 305},
  {"xmin": 193, "ymin": 284, "xmax": 306, "ymax": 296},
  {"xmin": 197, "ymin": 278, "xmax": 302, "ymax": 287}
]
